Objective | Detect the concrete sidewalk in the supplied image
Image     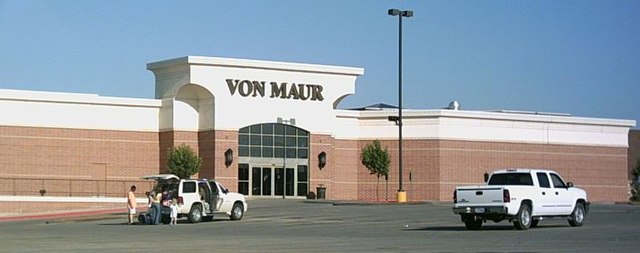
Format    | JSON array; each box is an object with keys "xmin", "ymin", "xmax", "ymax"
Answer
[
  {"xmin": 0, "ymin": 195, "xmax": 149, "ymax": 223},
  {"xmin": 0, "ymin": 207, "xmax": 148, "ymax": 223},
  {"xmin": 0, "ymin": 208, "xmax": 126, "ymax": 222}
]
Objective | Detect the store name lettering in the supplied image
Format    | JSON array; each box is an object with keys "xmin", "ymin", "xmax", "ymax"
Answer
[{"xmin": 225, "ymin": 79, "xmax": 324, "ymax": 101}]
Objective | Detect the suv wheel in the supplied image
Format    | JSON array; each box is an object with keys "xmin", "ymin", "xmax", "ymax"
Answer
[
  {"xmin": 188, "ymin": 204, "xmax": 202, "ymax": 223},
  {"xmin": 230, "ymin": 203, "xmax": 244, "ymax": 220}
]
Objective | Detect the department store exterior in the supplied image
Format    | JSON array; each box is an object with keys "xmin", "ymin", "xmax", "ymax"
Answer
[{"xmin": 0, "ymin": 56, "xmax": 635, "ymax": 202}]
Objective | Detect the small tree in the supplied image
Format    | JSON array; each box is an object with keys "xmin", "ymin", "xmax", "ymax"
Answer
[
  {"xmin": 167, "ymin": 144, "xmax": 202, "ymax": 179},
  {"xmin": 361, "ymin": 140, "xmax": 390, "ymax": 201},
  {"xmin": 631, "ymin": 160, "xmax": 640, "ymax": 201}
]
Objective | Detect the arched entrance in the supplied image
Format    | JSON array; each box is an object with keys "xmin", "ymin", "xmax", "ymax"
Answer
[
  {"xmin": 158, "ymin": 83, "xmax": 216, "ymax": 178},
  {"xmin": 236, "ymin": 123, "xmax": 309, "ymax": 198}
]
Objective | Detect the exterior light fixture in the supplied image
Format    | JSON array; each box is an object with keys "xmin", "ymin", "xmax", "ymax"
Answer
[
  {"xmin": 318, "ymin": 151, "xmax": 327, "ymax": 169},
  {"xmin": 224, "ymin": 148, "xmax": 233, "ymax": 167}
]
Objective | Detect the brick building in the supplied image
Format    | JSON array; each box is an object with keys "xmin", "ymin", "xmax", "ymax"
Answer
[{"xmin": 0, "ymin": 56, "xmax": 636, "ymax": 202}]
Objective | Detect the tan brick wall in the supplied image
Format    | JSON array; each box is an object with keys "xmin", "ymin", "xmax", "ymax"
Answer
[
  {"xmin": 332, "ymin": 138, "xmax": 627, "ymax": 202},
  {"xmin": 436, "ymin": 140, "xmax": 628, "ymax": 202},
  {"xmin": 198, "ymin": 130, "xmax": 216, "ymax": 179},
  {"xmin": 1, "ymin": 126, "xmax": 629, "ymax": 202},
  {"xmin": 309, "ymin": 135, "xmax": 359, "ymax": 200},
  {"xmin": 0, "ymin": 126, "xmax": 159, "ymax": 181},
  {"xmin": 213, "ymin": 130, "xmax": 238, "ymax": 190}
]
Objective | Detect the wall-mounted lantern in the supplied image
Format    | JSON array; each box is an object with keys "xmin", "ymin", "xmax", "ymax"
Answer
[
  {"xmin": 224, "ymin": 148, "xmax": 233, "ymax": 167},
  {"xmin": 318, "ymin": 151, "xmax": 327, "ymax": 170}
]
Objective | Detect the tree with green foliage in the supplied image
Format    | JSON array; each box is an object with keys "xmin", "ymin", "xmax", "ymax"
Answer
[
  {"xmin": 361, "ymin": 140, "xmax": 391, "ymax": 201},
  {"xmin": 631, "ymin": 160, "xmax": 640, "ymax": 201},
  {"xmin": 167, "ymin": 144, "xmax": 202, "ymax": 179}
]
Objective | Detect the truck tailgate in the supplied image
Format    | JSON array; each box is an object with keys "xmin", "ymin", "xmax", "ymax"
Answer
[{"xmin": 456, "ymin": 186, "xmax": 504, "ymax": 206}]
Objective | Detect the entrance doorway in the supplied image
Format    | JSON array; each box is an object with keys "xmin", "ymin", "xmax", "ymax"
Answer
[
  {"xmin": 236, "ymin": 123, "xmax": 310, "ymax": 198},
  {"xmin": 275, "ymin": 167, "xmax": 296, "ymax": 197},
  {"xmin": 239, "ymin": 164, "xmax": 308, "ymax": 198}
]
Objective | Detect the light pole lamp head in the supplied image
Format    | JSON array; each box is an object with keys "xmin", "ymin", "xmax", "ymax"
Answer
[
  {"xmin": 388, "ymin": 9, "xmax": 400, "ymax": 16},
  {"xmin": 388, "ymin": 9, "xmax": 413, "ymax": 17}
]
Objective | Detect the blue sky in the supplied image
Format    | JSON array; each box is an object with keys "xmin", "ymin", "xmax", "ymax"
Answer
[{"xmin": 1, "ymin": 1, "xmax": 638, "ymax": 125}]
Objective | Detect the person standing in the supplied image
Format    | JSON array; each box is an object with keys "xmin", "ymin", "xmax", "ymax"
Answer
[
  {"xmin": 152, "ymin": 190, "xmax": 163, "ymax": 225},
  {"xmin": 170, "ymin": 198, "xmax": 179, "ymax": 225},
  {"xmin": 126, "ymin": 185, "xmax": 137, "ymax": 225}
]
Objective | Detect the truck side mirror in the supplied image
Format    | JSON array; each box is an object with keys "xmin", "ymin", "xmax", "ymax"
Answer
[
  {"xmin": 483, "ymin": 172, "xmax": 489, "ymax": 183},
  {"xmin": 566, "ymin": 182, "xmax": 574, "ymax": 188}
]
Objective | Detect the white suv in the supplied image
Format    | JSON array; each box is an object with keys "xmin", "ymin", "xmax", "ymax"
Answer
[{"xmin": 142, "ymin": 174, "xmax": 248, "ymax": 223}]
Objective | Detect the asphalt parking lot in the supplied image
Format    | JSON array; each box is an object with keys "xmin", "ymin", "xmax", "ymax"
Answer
[{"xmin": 1, "ymin": 200, "xmax": 639, "ymax": 253}]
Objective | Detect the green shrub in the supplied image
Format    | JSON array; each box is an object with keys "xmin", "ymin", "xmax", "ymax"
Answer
[
  {"xmin": 631, "ymin": 160, "xmax": 640, "ymax": 201},
  {"xmin": 167, "ymin": 144, "xmax": 202, "ymax": 179},
  {"xmin": 361, "ymin": 140, "xmax": 390, "ymax": 201}
]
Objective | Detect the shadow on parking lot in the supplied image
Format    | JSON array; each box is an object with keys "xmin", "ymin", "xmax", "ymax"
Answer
[
  {"xmin": 98, "ymin": 219, "xmax": 224, "ymax": 226},
  {"xmin": 405, "ymin": 226, "xmax": 468, "ymax": 232},
  {"xmin": 406, "ymin": 224, "xmax": 570, "ymax": 232}
]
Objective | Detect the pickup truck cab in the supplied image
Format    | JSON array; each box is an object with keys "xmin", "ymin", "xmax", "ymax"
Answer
[
  {"xmin": 142, "ymin": 174, "xmax": 248, "ymax": 223},
  {"xmin": 453, "ymin": 169, "xmax": 589, "ymax": 230}
]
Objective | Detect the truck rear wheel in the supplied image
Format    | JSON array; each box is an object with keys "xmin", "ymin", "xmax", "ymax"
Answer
[
  {"xmin": 462, "ymin": 215, "xmax": 483, "ymax": 230},
  {"xmin": 513, "ymin": 203, "xmax": 532, "ymax": 230},
  {"xmin": 568, "ymin": 202, "xmax": 585, "ymax": 227}
]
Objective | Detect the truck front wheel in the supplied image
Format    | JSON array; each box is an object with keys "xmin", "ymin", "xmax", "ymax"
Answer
[
  {"xmin": 513, "ymin": 203, "xmax": 532, "ymax": 230},
  {"xmin": 568, "ymin": 202, "xmax": 585, "ymax": 227},
  {"xmin": 462, "ymin": 215, "xmax": 483, "ymax": 230}
]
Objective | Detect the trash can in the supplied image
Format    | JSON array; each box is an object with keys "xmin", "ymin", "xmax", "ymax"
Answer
[{"xmin": 316, "ymin": 186, "xmax": 326, "ymax": 199}]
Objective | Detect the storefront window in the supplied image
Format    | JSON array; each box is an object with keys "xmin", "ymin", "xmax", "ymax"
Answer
[{"xmin": 238, "ymin": 123, "xmax": 309, "ymax": 159}]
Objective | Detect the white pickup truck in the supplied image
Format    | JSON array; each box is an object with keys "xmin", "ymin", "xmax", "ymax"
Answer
[{"xmin": 453, "ymin": 169, "xmax": 589, "ymax": 230}]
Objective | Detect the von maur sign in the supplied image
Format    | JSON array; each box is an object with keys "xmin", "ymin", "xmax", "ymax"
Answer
[{"xmin": 226, "ymin": 79, "xmax": 324, "ymax": 101}]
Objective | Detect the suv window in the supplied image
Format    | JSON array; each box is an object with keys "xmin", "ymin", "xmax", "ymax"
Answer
[
  {"xmin": 183, "ymin": 182, "xmax": 196, "ymax": 193},
  {"xmin": 550, "ymin": 173, "xmax": 566, "ymax": 188},
  {"xmin": 488, "ymin": 173, "xmax": 533, "ymax": 186},
  {"xmin": 537, "ymin": 173, "xmax": 551, "ymax": 188},
  {"xmin": 209, "ymin": 181, "xmax": 219, "ymax": 194},
  {"xmin": 153, "ymin": 181, "xmax": 179, "ymax": 192}
]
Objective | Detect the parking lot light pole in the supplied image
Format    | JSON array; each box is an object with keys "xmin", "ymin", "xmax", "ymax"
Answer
[{"xmin": 388, "ymin": 8, "xmax": 413, "ymax": 203}]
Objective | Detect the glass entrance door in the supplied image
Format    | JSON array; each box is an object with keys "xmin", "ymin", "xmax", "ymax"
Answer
[
  {"xmin": 251, "ymin": 166, "xmax": 272, "ymax": 196},
  {"xmin": 245, "ymin": 165, "xmax": 299, "ymax": 197},
  {"xmin": 275, "ymin": 167, "xmax": 295, "ymax": 197}
]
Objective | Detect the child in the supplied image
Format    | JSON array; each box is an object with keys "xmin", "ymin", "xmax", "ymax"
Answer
[{"xmin": 170, "ymin": 198, "xmax": 179, "ymax": 225}]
